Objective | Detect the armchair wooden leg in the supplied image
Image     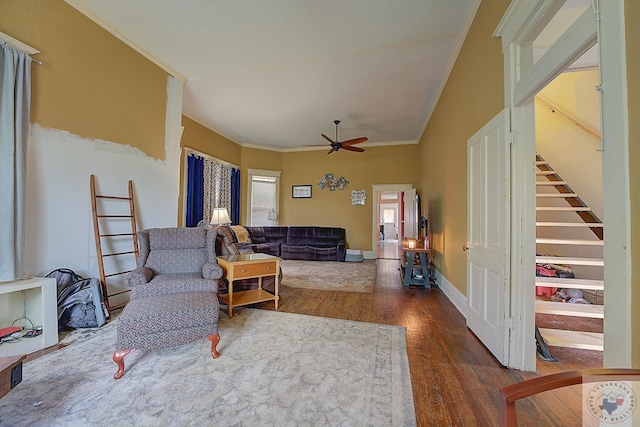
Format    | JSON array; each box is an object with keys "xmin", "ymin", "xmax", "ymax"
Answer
[
  {"xmin": 113, "ymin": 349, "xmax": 131, "ymax": 379},
  {"xmin": 207, "ymin": 332, "xmax": 220, "ymax": 358}
]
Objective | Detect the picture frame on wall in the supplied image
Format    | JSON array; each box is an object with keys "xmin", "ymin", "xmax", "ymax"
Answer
[{"xmin": 292, "ymin": 185, "xmax": 312, "ymax": 199}]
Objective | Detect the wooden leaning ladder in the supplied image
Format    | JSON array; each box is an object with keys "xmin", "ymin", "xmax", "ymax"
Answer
[{"xmin": 90, "ymin": 175, "xmax": 139, "ymax": 314}]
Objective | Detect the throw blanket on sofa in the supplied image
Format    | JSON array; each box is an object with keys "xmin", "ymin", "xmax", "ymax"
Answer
[{"xmin": 231, "ymin": 226, "xmax": 251, "ymax": 243}]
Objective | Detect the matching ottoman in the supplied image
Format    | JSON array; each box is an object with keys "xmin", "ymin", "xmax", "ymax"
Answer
[{"xmin": 112, "ymin": 291, "xmax": 220, "ymax": 379}]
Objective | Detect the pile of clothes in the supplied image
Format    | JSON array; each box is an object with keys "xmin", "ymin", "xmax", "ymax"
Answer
[
  {"xmin": 536, "ymin": 254, "xmax": 591, "ymax": 303},
  {"xmin": 550, "ymin": 288, "xmax": 591, "ymax": 304},
  {"xmin": 535, "ymin": 259, "xmax": 575, "ymax": 279}
]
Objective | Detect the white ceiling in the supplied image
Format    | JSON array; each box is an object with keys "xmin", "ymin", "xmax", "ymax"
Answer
[{"xmin": 72, "ymin": 0, "xmax": 479, "ymax": 151}]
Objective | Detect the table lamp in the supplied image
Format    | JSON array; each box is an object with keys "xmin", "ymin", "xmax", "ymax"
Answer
[{"xmin": 210, "ymin": 207, "xmax": 231, "ymax": 225}]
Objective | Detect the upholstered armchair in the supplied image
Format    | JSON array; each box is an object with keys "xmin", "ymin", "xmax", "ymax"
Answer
[
  {"xmin": 114, "ymin": 227, "xmax": 222, "ymax": 379},
  {"xmin": 126, "ymin": 227, "xmax": 223, "ymax": 299}
]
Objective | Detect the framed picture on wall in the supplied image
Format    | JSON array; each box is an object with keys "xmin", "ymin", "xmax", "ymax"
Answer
[{"xmin": 292, "ymin": 185, "xmax": 312, "ymax": 198}]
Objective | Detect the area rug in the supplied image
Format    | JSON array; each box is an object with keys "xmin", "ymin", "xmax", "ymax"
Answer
[
  {"xmin": 0, "ymin": 309, "xmax": 415, "ymax": 426},
  {"xmin": 280, "ymin": 259, "xmax": 376, "ymax": 293}
]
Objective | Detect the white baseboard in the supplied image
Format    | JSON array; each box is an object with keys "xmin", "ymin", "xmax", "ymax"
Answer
[{"xmin": 435, "ymin": 269, "xmax": 467, "ymax": 320}]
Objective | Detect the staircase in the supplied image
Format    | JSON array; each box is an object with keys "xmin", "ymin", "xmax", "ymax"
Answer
[{"xmin": 535, "ymin": 154, "xmax": 604, "ymax": 351}]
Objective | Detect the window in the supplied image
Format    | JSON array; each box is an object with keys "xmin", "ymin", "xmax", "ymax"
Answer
[
  {"xmin": 247, "ymin": 169, "xmax": 280, "ymax": 226},
  {"xmin": 383, "ymin": 209, "xmax": 395, "ymax": 224},
  {"xmin": 185, "ymin": 150, "xmax": 240, "ymax": 226}
]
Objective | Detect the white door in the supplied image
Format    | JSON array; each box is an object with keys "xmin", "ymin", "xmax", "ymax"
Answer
[
  {"xmin": 466, "ymin": 109, "xmax": 511, "ymax": 366},
  {"xmin": 402, "ymin": 188, "xmax": 417, "ymax": 241}
]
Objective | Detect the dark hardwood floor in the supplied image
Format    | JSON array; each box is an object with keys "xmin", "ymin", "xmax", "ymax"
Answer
[
  {"xmin": 253, "ymin": 240, "xmax": 602, "ymax": 426},
  {"xmin": 34, "ymin": 239, "xmax": 601, "ymax": 426}
]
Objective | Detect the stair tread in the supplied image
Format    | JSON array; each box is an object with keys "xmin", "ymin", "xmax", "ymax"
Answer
[
  {"xmin": 536, "ymin": 206, "xmax": 591, "ymax": 211},
  {"xmin": 536, "ymin": 256, "xmax": 604, "ymax": 266},
  {"xmin": 536, "ymin": 171, "xmax": 559, "ymax": 175},
  {"xmin": 538, "ymin": 328, "xmax": 603, "ymax": 351},
  {"xmin": 535, "ymin": 277, "xmax": 604, "ymax": 290},
  {"xmin": 536, "ymin": 181, "xmax": 567, "ymax": 186},
  {"xmin": 536, "ymin": 238, "xmax": 604, "ymax": 246},
  {"xmin": 536, "ymin": 222, "xmax": 603, "ymax": 227},
  {"xmin": 535, "ymin": 300, "xmax": 603, "ymax": 318},
  {"xmin": 536, "ymin": 193, "xmax": 578, "ymax": 197}
]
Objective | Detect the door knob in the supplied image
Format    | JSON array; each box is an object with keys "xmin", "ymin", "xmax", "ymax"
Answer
[{"xmin": 463, "ymin": 245, "xmax": 469, "ymax": 251}]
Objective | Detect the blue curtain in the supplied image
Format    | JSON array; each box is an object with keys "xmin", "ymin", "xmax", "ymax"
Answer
[
  {"xmin": 230, "ymin": 168, "xmax": 240, "ymax": 225},
  {"xmin": 186, "ymin": 154, "xmax": 204, "ymax": 227}
]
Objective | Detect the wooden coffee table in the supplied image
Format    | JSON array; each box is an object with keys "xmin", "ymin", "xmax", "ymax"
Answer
[{"xmin": 216, "ymin": 253, "xmax": 280, "ymax": 318}]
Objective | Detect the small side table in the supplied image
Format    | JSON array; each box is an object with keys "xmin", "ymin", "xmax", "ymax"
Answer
[
  {"xmin": 216, "ymin": 253, "xmax": 280, "ymax": 318},
  {"xmin": 401, "ymin": 247, "xmax": 431, "ymax": 287}
]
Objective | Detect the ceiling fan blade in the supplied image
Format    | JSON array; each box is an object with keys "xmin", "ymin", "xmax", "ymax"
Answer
[
  {"xmin": 321, "ymin": 133, "xmax": 334, "ymax": 143},
  {"xmin": 341, "ymin": 137, "xmax": 368, "ymax": 146},
  {"xmin": 342, "ymin": 145, "xmax": 365, "ymax": 153},
  {"xmin": 327, "ymin": 148, "xmax": 335, "ymax": 155}
]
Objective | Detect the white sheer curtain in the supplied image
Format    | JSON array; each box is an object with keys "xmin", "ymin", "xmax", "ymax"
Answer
[
  {"xmin": 203, "ymin": 159, "xmax": 232, "ymax": 223},
  {"xmin": 0, "ymin": 42, "xmax": 32, "ymax": 281}
]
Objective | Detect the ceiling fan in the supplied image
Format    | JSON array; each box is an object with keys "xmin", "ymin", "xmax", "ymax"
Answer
[{"xmin": 319, "ymin": 120, "xmax": 368, "ymax": 154}]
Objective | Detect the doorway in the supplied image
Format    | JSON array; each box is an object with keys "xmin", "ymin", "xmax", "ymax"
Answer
[
  {"xmin": 380, "ymin": 192, "xmax": 400, "ymax": 242},
  {"xmin": 371, "ymin": 184, "xmax": 413, "ymax": 260},
  {"xmin": 533, "ymin": 65, "xmax": 604, "ymax": 362},
  {"xmin": 497, "ymin": 0, "xmax": 630, "ymax": 369},
  {"xmin": 378, "ymin": 191, "xmax": 400, "ymax": 260}
]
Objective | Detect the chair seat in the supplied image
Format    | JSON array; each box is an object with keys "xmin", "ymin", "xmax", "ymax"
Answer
[
  {"xmin": 131, "ymin": 272, "xmax": 218, "ymax": 299},
  {"xmin": 115, "ymin": 291, "xmax": 219, "ymax": 351}
]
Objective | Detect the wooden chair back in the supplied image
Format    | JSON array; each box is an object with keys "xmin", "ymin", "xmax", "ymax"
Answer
[{"xmin": 499, "ymin": 368, "xmax": 640, "ymax": 426}]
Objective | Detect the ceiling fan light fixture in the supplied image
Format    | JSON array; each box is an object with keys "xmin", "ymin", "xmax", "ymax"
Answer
[{"xmin": 318, "ymin": 120, "xmax": 367, "ymax": 154}]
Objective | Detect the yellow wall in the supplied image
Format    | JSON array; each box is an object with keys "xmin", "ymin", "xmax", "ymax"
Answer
[
  {"xmin": 177, "ymin": 116, "xmax": 419, "ymax": 252},
  {"xmin": 282, "ymin": 145, "xmax": 419, "ymax": 251},
  {"xmin": 0, "ymin": 0, "xmax": 168, "ymax": 160},
  {"xmin": 417, "ymin": 0, "xmax": 511, "ymax": 294},
  {"xmin": 539, "ymin": 70, "xmax": 601, "ymax": 133},
  {"xmin": 625, "ymin": 0, "xmax": 640, "ymax": 368},
  {"xmin": 181, "ymin": 116, "xmax": 242, "ymax": 165}
]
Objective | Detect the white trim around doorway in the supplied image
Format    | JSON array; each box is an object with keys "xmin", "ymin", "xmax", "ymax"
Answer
[{"xmin": 496, "ymin": 0, "xmax": 631, "ymax": 369}]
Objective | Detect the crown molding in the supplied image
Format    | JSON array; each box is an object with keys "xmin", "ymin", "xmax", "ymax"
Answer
[
  {"xmin": 64, "ymin": 0, "xmax": 187, "ymax": 82},
  {"xmin": 241, "ymin": 143, "xmax": 286, "ymax": 153}
]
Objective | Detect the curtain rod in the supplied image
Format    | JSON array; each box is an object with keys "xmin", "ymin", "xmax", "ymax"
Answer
[
  {"xmin": 184, "ymin": 147, "xmax": 240, "ymax": 169},
  {"xmin": 0, "ymin": 31, "xmax": 43, "ymax": 65}
]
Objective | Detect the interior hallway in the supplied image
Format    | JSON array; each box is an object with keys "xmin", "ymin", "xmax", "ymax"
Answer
[{"xmin": 377, "ymin": 239, "xmax": 401, "ymax": 260}]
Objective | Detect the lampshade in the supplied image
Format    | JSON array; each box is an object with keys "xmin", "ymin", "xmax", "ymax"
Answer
[
  {"xmin": 267, "ymin": 211, "xmax": 278, "ymax": 221},
  {"xmin": 210, "ymin": 207, "xmax": 231, "ymax": 225}
]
